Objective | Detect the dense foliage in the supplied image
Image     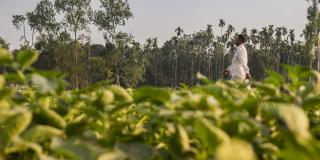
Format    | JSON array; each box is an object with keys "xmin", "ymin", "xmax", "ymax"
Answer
[
  {"xmin": 2, "ymin": 48, "xmax": 320, "ymax": 160},
  {"xmin": 2, "ymin": 0, "xmax": 319, "ymax": 89},
  {"xmin": 3, "ymin": 0, "xmax": 320, "ymax": 160}
]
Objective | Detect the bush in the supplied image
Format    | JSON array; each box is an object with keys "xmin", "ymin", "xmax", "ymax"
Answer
[{"xmin": 1, "ymin": 48, "xmax": 320, "ymax": 160}]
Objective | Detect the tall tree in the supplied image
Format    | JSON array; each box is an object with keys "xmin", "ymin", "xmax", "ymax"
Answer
[
  {"xmin": 250, "ymin": 28, "xmax": 259, "ymax": 47},
  {"xmin": 174, "ymin": 26, "xmax": 184, "ymax": 87},
  {"xmin": 206, "ymin": 24, "xmax": 214, "ymax": 78},
  {"xmin": 0, "ymin": 37, "xmax": 9, "ymax": 49},
  {"xmin": 219, "ymin": 19, "xmax": 226, "ymax": 36},
  {"xmin": 92, "ymin": 0, "xmax": 132, "ymax": 86},
  {"xmin": 152, "ymin": 38, "xmax": 159, "ymax": 87},
  {"xmin": 218, "ymin": 19, "xmax": 226, "ymax": 77},
  {"xmin": 94, "ymin": 0, "xmax": 132, "ymax": 40},
  {"xmin": 304, "ymin": 0, "xmax": 320, "ymax": 70},
  {"xmin": 26, "ymin": 0, "xmax": 59, "ymax": 46},
  {"xmin": 55, "ymin": 0, "xmax": 93, "ymax": 89},
  {"xmin": 12, "ymin": 15, "xmax": 28, "ymax": 45}
]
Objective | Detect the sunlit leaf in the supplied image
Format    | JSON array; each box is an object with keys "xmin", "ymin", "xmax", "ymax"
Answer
[
  {"xmin": 109, "ymin": 85, "xmax": 133, "ymax": 103},
  {"xmin": 177, "ymin": 125, "xmax": 191, "ymax": 151},
  {"xmin": 4, "ymin": 137, "xmax": 42, "ymax": 155},
  {"xmin": 278, "ymin": 105, "xmax": 310, "ymax": 140},
  {"xmin": 265, "ymin": 70, "xmax": 285, "ymax": 86},
  {"xmin": 194, "ymin": 117, "xmax": 230, "ymax": 149},
  {"xmin": 31, "ymin": 73, "xmax": 57, "ymax": 95},
  {"xmin": 216, "ymin": 139, "xmax": 257, "ymax": 160},
  {"xmin": 22, "ymin": 125, "xmax": 63, "ymax": 143},
  {"xmin": 33, "ymin": 108, "xmax": 66, "ymax": 129},
  {"xmin": 16, "ymin": 49, "xmax": 39, "ymax": 70},
  {"xmin": 0, "ymin": 48, "xmax": 13, "ymax": 65},
  {"xmin": 97, "ymin": 150, "xmax": 127, "ymax": 160},
  {"xmin": 0, "ymin": 109, "xmax": 32, "ymax": 147}
]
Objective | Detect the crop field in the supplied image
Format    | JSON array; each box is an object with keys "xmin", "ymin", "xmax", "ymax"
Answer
[
  {"xmin": 1, "ymin": 49, "xmax": 320, "ymax": 160},
  {"xmin": 2, "ymin": 0, "xmax": 320, "ymax": 159}
]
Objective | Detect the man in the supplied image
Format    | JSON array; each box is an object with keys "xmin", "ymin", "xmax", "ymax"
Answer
[{"xmin": 224, "ymin": 34, "xmax": 252, "ymax": 82}]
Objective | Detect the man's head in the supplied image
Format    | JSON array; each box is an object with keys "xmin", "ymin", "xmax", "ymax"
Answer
[{"xmin": 235, "ymin": 34, "xmax": 246, "ymax": 46}]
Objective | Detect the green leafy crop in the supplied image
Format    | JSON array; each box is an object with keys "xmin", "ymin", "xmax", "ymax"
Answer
[{"xmin": 1, "ymin": 48, "xmax": 320, "ymax": 160}]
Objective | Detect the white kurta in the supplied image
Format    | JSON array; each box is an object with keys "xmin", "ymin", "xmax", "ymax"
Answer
[{"xmin": 227, "ymin": 44, "xmax": 250, "ymax": 80}]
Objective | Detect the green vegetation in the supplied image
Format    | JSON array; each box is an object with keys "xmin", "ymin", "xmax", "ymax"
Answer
[
  {"xmin": 2, "ymin": 0, "xmax": 320, "ymax": 159},
  {"xmin": 1, "ymin": 48, "xmax": 320, "ymax": 160},
  {"xmin": 2, "ymin": 0, "xmax": 319, "ymax": 89}
]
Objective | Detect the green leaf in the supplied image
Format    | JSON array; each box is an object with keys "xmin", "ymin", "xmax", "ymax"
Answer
[
  {"xmin": 39, "ymin": 155, "xmax": 58, "ymax": 160},
  {"xmin": 194, "ymin": 117, "xmax": 230, "ymax": 149},
  {"xmin": 97, "ymin": 150, "xmax": 127, "ymax": 160},
  {"xmin": 196, "ymin": 72, "xmax": 211, "ymax": 84},
  {"xmin": 259, "ymin": 142, "xmax": 279, "ymax": 154},
  {"xmin": 50, "ymin": 138, "xmax": 95, "ymax": 160},
  {"xmin": 0, "ymin": 48, "xmax": 13, "ymax": 65},
  {"xmin": 177, "ymin": 125, "xmax": 191, "ymax": 151},
  {"xmin": 279, "ymin": 105, "xmax": 310, "ymax": 139},
  {"xmin": 99, "ymin": 90, "xmax": 115, "ymax": 105},
  {"xmin": 236, "ymin": 96, "xmax": 260, "ymax": 117},
  {"xmin": 0, "ymin": 75, "xmax": 5, "ymax": 90},
  {"xmin": 216, "ymin": 139, "xmax": 257, "ymax": 160},
  {"xmin": 312, "ymin": 71, "xmax": 320, "ymax": 95},
  {"xmin": 261, "ymin": 103, "xmax": 310, "ymax": 141},
  {"xmin": 109, "ymin": 85, "xmax": 133, "ymax": 103},
  {"xmin": 302, "ymin": 96, "xmax": 320, "ymax": 109},
  {"xmin": 4, "ymin": 137, "xmax": 43, "ymax": 155},
  {"xmin": 65, "ymin": 120, "xmax": 88, "ymax": 137},
  {"xmin": 33, "ymin": 108, "xmax": 66, "ymax": 129},
  {"xmin": 16, "ymin": 49, "xmax": 39, "ymax": 70},
  {"xmin": 252, "ymin": 82, "xmax": 278, "ymax": 96},
  {"xmin": 284, "ymin": 65, "xmax": 312, "ymax": 86},
  {"xmin": 0, "ymin": 109, "xmax": 32, "ymax": 147},
  {"xmin": 133, "ymin": 87, "xmax": 170, "ymax": 105},
  {"xmin": 299, "ymin": 82, "xmax": 315, "ymax": 98},
  {"xmin": 311, "ymin": 126, "xmax": 320, "ymax": 139},
  {"xmin": 116, "ymin": 142, "xmax": 156, "ymax": 160},
  {"xmin": 221, "ymin": 112, "xmax": 261, "ymax": 140},
  {"xmin": 0, "ymin": 88, "xmax": 14, "ymax": 100},
  {"xmin": 22, "ymin": 125, "xmax": 63, "ymax": 143},
  {"xmin": 265, "ymin": 70, "xmax": 285, "ymax": 86},
  {"xmin": 5, "ymin": 72, "xmax": 25, "ymax": 82},
  {"xmin": 31, "ymin": 73, "xmax": 57, "ymax": 95}
]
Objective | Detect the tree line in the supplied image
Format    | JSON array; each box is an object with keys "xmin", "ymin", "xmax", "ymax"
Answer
[{"xmin": 1, "ymin": 0, "xmax": 320, "ymax": 88}]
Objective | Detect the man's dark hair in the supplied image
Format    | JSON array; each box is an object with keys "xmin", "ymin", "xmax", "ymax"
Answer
[{"xmin": 237, "ymin": 34, "xmax": 246, "ymax": 43}]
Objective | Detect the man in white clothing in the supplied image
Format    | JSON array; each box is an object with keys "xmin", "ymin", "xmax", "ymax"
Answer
[{"xmin": 224, "ymin": 35, "xmax": 252, "ymax": 81}]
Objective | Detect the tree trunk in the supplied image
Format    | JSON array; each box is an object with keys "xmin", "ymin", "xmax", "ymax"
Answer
[
  {"xmin": 222, "ymin": 45, "xmax": 225, "ymax": 79},
  {"xmin": 169, "ymin": 52, "xmax": 172, "ymax": 87},
  {"xmin": 88, "ymin": 45, "xmax": 91, "ymax": 84},
  {"xmin": 23, "ymin": 22, "xmax": 27, "ymax": 45},
  {"xmin": 208, "ymin": 52, "xmax": 211, "ymax": 79},
  {"xmin": 74, "ymin": 31, "xmax": 79, "ymax": 89},
  {"xmin": 198, "ymin": 54, "xmax": 201, "ymax": 84},
  {"xmin": 154, "ymin": 52, "xmax": 158, "ymax": 87},
  {"xmin": 175, "ymin": 55, "xmax": 178, "ymax": 88},
  {"xmin": 31, "ymin": 29, "xmax": 35, "ymax": 47},
  {"xmin": 116, "ymin": 68, "xmax": 120, "ymax": 86},
  {"xmin": 175, "ymin": 50, "xmax": 178, "ymax": 88},
  {"xmin": 191, "ymin": 53, "xmax": 194, "ymax": 86},
  {"xmin": 217, "ymin": 51, "xmax": 221, "ymax": 79},
  {"xmin": 317, "ymin": 34, "xmax": 320, "ymax": 71}
]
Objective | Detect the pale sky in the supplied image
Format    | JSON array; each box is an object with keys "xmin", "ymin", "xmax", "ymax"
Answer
[{"xmin": 0, "ymin": 0, "xmax": 310, "ymax": 49}]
